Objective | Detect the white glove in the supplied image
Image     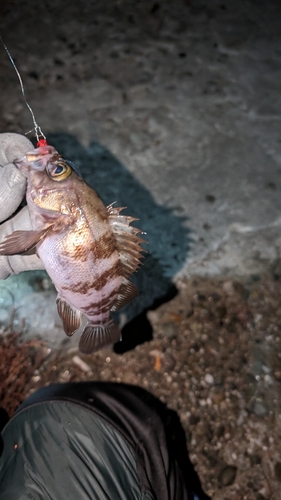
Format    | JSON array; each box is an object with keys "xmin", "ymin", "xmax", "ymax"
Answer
[{"xmin": 0, "ymin": 132, "xmax": 44, "ymax": 279}]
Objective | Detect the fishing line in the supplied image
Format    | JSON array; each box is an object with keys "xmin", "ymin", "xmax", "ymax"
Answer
[{"xmin": 0, "ymin": 34, "xmax": 47, "ymax": 147}]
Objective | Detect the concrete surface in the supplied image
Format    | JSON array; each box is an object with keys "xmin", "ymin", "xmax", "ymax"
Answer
[{"xmin": 0, "ymin": 0, "xmax": 281, "ymax": 344}]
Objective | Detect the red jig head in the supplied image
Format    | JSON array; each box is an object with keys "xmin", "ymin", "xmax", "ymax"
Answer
[{"xmin": 37, "ymin": 138, "xmax": 48, "ymax": 148}]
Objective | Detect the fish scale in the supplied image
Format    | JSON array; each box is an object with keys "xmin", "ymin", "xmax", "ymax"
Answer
[{"xmin": 0, "ymin": 145, "xmax": 145, "ymax": 354}]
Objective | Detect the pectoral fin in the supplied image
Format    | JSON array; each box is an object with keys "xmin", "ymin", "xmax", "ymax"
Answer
[
  {"xmin": 79, "ymin": 320, "xmax": 121, "ymax": 354},
  {"xmin": 111, "ymin": 279, "xmax": 139, "ymax": 312},
  {"xmin": 56, "ymin": 297, "xmax": 82, "ymax": 336},
  {"xmin": 0, "ymin": 228, "xmax": 50, "ymax": 255}
]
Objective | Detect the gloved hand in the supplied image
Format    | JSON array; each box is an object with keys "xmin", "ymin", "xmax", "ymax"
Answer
[{"xmin": 0, "ymin": 132, "xmax": 44, "ymax": 279}]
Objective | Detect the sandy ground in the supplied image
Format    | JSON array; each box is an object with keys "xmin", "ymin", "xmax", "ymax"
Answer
[{"xmin": 1, "ymin": 273, "xmax": 281, "ymax": 500}]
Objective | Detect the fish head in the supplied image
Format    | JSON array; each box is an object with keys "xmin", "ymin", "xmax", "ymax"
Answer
[{"xmin": 14, "ymin": 145, "xmax": 83, "ymax": 212}]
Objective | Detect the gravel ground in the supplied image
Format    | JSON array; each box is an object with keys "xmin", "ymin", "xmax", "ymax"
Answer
[{"xmin": 1, "ymin": 274, "xmax": 281, "ymax": 500}]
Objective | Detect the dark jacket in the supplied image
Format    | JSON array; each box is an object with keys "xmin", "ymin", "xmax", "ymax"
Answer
[{"xmin": 0, "ymin": 382, "xmax": 208, "ymax": 499}]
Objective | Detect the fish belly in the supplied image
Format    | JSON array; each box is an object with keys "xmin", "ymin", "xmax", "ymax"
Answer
[{"xmin": 37, "ymin": 229, "xmax": 122, "ymax": 325}]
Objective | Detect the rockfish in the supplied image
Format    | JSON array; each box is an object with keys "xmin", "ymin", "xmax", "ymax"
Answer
[{"xmin": 0, "ymin": 145, "xmax": 144, "ymax": 354}]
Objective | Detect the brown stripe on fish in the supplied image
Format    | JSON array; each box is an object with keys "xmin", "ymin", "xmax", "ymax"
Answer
[
  {"xmin": 64, "ymin": 243, "xmax": 89, "ymax": 262},
  {"xmin": 63, "ymin": 261, "xmax": 121, "ymax": 295},
  {"xmin": 82, "ymin": 304, "xmax": 114, "ymax": 315},
  {"xmin": 93, "ymin": 262, "xmax": 121, "ymax": 291},
  {"xmin": 60, "ymin": 230, "xmax": 116, "ymax": 263},
  {"xmin": 61, "ymin": 281, "xmax": 89, "ymax": 294},
  {"xmin": 81, "ymin": 289, "xmax": 119, "ymax": 313},
  {"xmin": 91, "ymin": 231, "xmax": 117, "ymax": 260}
]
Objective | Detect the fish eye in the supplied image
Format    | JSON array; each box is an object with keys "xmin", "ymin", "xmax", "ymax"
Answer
[
  {"xmin": 54, "ymin": 165, "xmax": 64, "ymax": 174},
  {"xmin": 48, "ymin": 161, "xmax": 72, "ymax": 181}
]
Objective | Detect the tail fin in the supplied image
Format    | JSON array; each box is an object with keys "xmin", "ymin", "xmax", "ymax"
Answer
[{"xmin": 78, "ymin": 319, "xmax": 121, "ymax": 354}]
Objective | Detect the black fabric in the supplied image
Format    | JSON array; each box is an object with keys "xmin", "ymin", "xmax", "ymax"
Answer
[
  {"xmin": 0, "ymin": 401, "xmax": 152, "ymax": 500},
  {"xmin": 0, "ymin": 408, "xmax": 8, "ymax": 457},
  {"xmin": 0, "ymin": 408, "xmax": 8, "ymax": 433},
  {"xmin": 1, "ymin": 382, "xmax": 210, "ymax": 500}
]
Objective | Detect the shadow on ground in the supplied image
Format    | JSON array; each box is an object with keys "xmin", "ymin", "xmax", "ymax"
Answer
[{"xmin": 46, "ymin": 133, "xmax": 192, "ymax": 351}]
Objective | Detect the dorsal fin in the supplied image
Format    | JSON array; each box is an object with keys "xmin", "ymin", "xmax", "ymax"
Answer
[{"xmin": 107, "ymin": 204, "xmax": 146, "ymax": 279}]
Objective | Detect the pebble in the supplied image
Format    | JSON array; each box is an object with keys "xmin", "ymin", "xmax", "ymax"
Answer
[
  {"xmin": 72, "ymin": 356, "xmax": 92, "ymax": 373},
  {"xmin": 262, "ymin": 365, "xmax": 270, "ymax": 374},
  {"xmin": 254, "ymin": 313, "xmax": 262, "ymax": 324},
  {"xmin": 264, "ymin": 374, "xmax": 272, "ymax": 384},
  {"xmin": 161, "ymin": 322, "xmax": 176, "ymax": 337},
  {"xmin": 223, "ymin": 281, "xmax": 235, "ymax": 295},
  {"xmin": 205, "ymin": 373, "xmax": 214, "ymax": 385},
  {"xmin": 251, "ymin": 400, "xmax": 269, "ymax": 417},
  {"xmin": 218, "ymin": 465, "xmax": 237, "ymax": 487},
  {"xmin": 163, "ymin": 354, "xmax": 176, "ymax": 370},
  {"xmin": 146, "ymin": 310, "xmax": 159, "ymax": 325},
  {"xmin": 60, "ymin": 370, "xmax": 70, "ymax": 382},
  {"xmin": 273, "ymin": 370, "xmax": 281, "ymax": 381},
  {"xmin": 212, "ymin": 391, "xmax": 225, "ymax": 405}
]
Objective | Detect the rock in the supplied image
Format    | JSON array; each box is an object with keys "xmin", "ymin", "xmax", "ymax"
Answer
[
  {"xmin": 163, "ymin": 353, "xmax": 176, "ymax": 371},
  {"xmin": 212, "ymin": 390, "xmax": 225, "ymax": 405},
  {"xmin": 146, "ymin": 310, "xmax": 159, "ymax": 326},
  {"xmin": 161, "ymin": 322, "xmax": 176, "ymax": 338},
  {"xmin": 218, "ymin": 465, "xmax": 237, "ymax": 487},
  {"xmin": 205, "ymin": 373, "xmax": 214, "ymax": 385},
  {"xmin": 223, "ymin": 281, "xmax": 235, "ymax": 296},
  {"xmin": 72, "ymin": 356, "xmax": 92, "ymax": 373},
  {"xmin": 273, "ymin": 370, "xmax": 281, "ymax": 381},
  {"xmin": 251, "ymin": 400, "xmax": 269, "ymax": 418}
]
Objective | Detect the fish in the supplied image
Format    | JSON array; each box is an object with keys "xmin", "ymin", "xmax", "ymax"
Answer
[{"xmin": 0, "ymin": 145, "xmax": 145, "ymax": 354}]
